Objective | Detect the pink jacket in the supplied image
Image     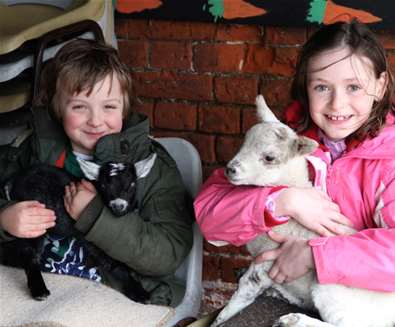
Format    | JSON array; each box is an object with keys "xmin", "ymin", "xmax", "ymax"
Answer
[{"xmin": 194, "ymin": 104, "xmax": 395, "ymax": 292}]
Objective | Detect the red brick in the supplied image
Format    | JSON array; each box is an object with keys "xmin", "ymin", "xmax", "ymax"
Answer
[
  {"xmin": 199, "ymin": 105, "xmax": 240, "ymax": 134},
  {"xmin": 216, "ymin": 136, "xmax": 243, "ymax": 164},
  {"xmin": 195, "ymin": 43, "xmax": 246, "ymax": 73},
  {"xmin": 268, "ymin": 47, "xmax": 299, "ymax": 76},
  {"xmin": 216, "ymin": 24, "xmax": 262, "ymax": 42},
  {"xmin": 204, "ymin": 241, "xmax": 249, "ymax": 255},
  {"xmin": 242, "ymin": 108, "xmax": 260, "ymax": 133},
  {"xmin": 243, "ymin": 45, "xmax": 298, "ymax": 76},
  {"xmin": 132, "ymin": 100, "xmax": 154, "ymax": 123},
  {"xmin": 265, "ymin": 27, "xmax": 306, "ymax": 46},
  {"xmin": 118, "ymin": 40, "xmax": 148, "ymax": 68},
  {"xmin": 243, "ymin": 44, "xmax": 275, "ymax": 73},
  {"xmin": 203, "ymin": 255, "xmax": 221, "ymax": 281},
  {"xmin": 242, "ymin": 104, "xmax": 283, "ymax": 133},
  {"xmin": 133, "ymin": 71, "xmax": 213, "ymax": 101},
  {"xmin": 114, "ymin": 18, "xmax": 129, "ymax": 39},
  {"xmin": 190, "ymin": 133, "xmax": 216, "ymax": 164},
  {"xmin": 124, "ymin": 20, "xmax": 150, "ymax": 39},
  {"xmin": 150, "ymin": 131, "xmax": 215, "ymax": 164},
  {"xmin": 153, "ymin": 131, "xmax": 216, "ymax": 164},
  {"xmin": 150, "ymin": 130, "xmax": 186, "ymax": 139},
  {"xmin": 215, "ymin": 76, "xmax": 258, "ymax": 105},
  {"xmin": 148, "ymin": 20, "xmax": 219, "ymax": 41},
  {"xmin": 260, "ymin": 78, "xmax": 292, "ymax": 107},
  {"xmin": 148, "ymin": 20, "xmax": 193, "ymax": 39},
  {"xmin": 150, "ymin": 41, "xmax": 192, "ymax": 70},
  {"xmin": 221, "ymin": 256, "xmax": 251, "ymax": 283},
  {"xmin": 266, "ymin": 48, "xmax": 299, "ymax": 77},
  {"xmin": 190, "ymin": 22, "xmax": 217, "ymax": 40},
  {"xmin": 154, "ymin": 102, "xmax": 197, "ymax": 130},
  {"xmin": 377, "ymin": 30, "xmax": 395, "ymax": 49},
  {"xmin": 388, "ymin": 53, "xmax": 395, "ymax": 74}
]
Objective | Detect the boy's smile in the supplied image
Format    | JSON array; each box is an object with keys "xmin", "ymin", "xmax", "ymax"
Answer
[
  {"xmin": 61, "ymin": 74, "xmax": 124, "ymax": 155},
  {"xmin": 307, "ymin": 47, "xmax": 386, "ymax": 141}
]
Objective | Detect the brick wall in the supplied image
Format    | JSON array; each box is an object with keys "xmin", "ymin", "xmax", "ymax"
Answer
[{"xmin": 114, "ymin": 18, "xmax": 395, "ymax": 313}]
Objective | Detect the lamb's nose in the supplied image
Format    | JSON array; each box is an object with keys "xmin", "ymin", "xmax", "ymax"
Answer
[
  {"xmin": 110, "ymin": 199, "xmax": 128, "ymax": 216},
  {"xmin": 225, "ymin": 166, "xmax": 237, "ymax": 177}
]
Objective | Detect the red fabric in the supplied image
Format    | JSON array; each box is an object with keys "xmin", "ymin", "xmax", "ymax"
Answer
[{"xmin": 55, "ymin": 150, "xmax": 66, "ymax": 168}]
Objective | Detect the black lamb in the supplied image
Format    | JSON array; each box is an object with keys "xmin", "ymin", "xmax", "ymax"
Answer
[{"xmin": 1, "ymin": 162, "xmax": 149, "ymax": 302}]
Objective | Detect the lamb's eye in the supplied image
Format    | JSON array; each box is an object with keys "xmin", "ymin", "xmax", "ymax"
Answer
[{"xmin": 263, "ymin": 155, "xmax": 275, "ymax": 162}]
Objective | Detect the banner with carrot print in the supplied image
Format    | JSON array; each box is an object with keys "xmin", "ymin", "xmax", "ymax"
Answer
[{"xmin": 116, "ymin": 0, "xmax": 390, "ymax": 28}]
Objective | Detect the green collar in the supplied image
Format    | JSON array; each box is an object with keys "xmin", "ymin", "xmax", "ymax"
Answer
[{"xmin": 64, "ymin": 148, "xmax": 85, "ymax": 178}]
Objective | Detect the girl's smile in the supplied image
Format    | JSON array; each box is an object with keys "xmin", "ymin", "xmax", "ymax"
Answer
[{"xmin": 325, "ymin": 114, "xmax": 353, "ymax": 121}]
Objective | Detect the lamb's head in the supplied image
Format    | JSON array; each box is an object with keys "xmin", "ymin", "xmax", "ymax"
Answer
[
  {"xmin": 226, "ymin": 95, "xmax": 318, "ymax": 187},
  {"xmin": 97, "ymin": 162, "xmax": 138, "ymax": 217}
]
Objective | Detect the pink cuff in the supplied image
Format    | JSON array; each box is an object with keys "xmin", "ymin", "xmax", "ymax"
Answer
[{"xmin": 264, "ymin": 187, "xmax": 289, "ymax": 227}]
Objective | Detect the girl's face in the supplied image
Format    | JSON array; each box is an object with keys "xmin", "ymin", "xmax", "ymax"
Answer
[
  {"xmin": 307, "ymin": 47, "xmax": 386, "ymax": 141},
  {"xmin": 61, "ymin": 74, "xmax": 124, "ymax": 155}
]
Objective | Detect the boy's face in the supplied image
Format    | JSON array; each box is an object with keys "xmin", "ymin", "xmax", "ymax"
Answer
[{"xmin": 61, "ymin": 74, "xmax": 124, "ymax": 155}]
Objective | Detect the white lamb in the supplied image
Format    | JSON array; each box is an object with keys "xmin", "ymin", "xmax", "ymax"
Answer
[{"xmin": 210, "ymin": 95, "xmax": 395, "ymax": 327}]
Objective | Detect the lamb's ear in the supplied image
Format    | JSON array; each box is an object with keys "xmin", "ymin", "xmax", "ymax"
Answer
[
  {"xmin": 293, "ymin": 136, "xmax": 318, "ymax": 156},
  {"xmin": 256, "ymin": 94, "xmax": 279, "ymax": 123}
]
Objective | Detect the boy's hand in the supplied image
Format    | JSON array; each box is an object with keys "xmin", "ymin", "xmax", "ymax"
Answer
[
  {"xmin": 274, "ymin": 187, "xmax": 354, "ymax": 237},
  {"xmin": 254, "ymin": 231, "xmax": 315, "ymax": 284},
  {"xmin": 64, "ymin": 180, "xmax": 97, "ymax": 220},
  {"xmin": 0, "ymin": 201, "xmax": 56, "ymax": 238}
]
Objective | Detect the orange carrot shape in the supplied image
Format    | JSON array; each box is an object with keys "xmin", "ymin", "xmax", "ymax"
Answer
[
  {"xmin": 307, "ymin": 0, "xmax": 382, "ymax": 24},
  {"xmin": 205, "ymin": 0, "xmax": 266, "ymax": 21},
  {"xmin": 116, "ymin": 0, "xmax": 163, "ymax": 14}
]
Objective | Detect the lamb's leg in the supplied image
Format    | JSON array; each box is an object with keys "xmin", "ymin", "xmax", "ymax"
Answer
[
  {"xmin": 22, "ymin": 239, "xmax": 50, "ymax": 300},
  {"xmin": 273, "ymin": 313, "xmax": 335, "ymax": 327},
  {"xmin": 111, "ymin": 265, "xmax": 151, "ymax": 303},
  {"xmin": 83, "ymin": 239, "xmax": 150, "ymax": 303},
  {"xmin": 211, "ymin": 262, "xmax": 273, "ymax": 327}
]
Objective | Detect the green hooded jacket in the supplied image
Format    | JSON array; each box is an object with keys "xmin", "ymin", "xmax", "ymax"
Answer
[{"xmin": 0, "ymin": 107, "xmax": 194, "ymax": 306}]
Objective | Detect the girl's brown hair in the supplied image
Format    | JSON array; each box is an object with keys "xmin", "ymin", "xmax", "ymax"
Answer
[
  {"xmin": 45, "ymin": 39, "xmax": 133, "ymax": 122},
  {"xmin": 291, "ymin": 20, "xmax": 394, "ymax": 141}
]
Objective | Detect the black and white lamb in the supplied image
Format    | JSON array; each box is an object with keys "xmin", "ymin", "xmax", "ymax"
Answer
[
  {"xmin": 1, "ymin": 162, "xmax": 149, "ymax": 303},
  {"xmin": 211, "ymin": 95, "xmax": 395, "ymax": 327}
]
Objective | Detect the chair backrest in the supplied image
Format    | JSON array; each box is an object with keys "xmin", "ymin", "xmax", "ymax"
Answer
[
  {"xmin": 156, "ymin": 137, "xmax": 202, "ymax": 199},
  {"xmin": 155, "ymin": 137, "xmax": 203, "ymax": 326}
]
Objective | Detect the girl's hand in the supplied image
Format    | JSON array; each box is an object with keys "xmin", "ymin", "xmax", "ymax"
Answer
[
  {"xmin": 0, "ymin": 201, "xmax": 56, "ymax": 238},
  {"xmin": 274, "ymin": 187, "xmax": 354, "ymax": 237},
  {"xmin": 64, "ymin": 180, "xmax": 96, "ymax": 220},
  {"xmin": 254, "ymin": 231, "xmax": 315, "ymax": 284}
]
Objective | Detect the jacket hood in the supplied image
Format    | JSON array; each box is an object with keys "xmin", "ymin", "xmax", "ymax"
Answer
[
  {"xmin": 94, "ymin": 112, "xmax": 152, "ymax": 164},
  {"xmin": 349, "ymin": 122, "xmax": 395, "ymax": 160}
]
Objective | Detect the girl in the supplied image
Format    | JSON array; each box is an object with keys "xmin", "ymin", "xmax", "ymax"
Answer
[
  {"xmin": 195, "ymin": 20, "xmax": 395, "ymax": 291},
  {"xmin": 0, "ymin": 39, "xmax": 194, "ymax": 306}
]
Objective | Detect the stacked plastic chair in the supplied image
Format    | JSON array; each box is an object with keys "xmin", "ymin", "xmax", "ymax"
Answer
[{"xmin": 0, "ymin": 0, "xmax": 116, "ymax": 145}]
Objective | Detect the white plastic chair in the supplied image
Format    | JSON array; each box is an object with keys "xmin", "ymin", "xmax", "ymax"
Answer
[{"xmin": 156, "ymin": 137, "xmax": 203, "ymax": 326}]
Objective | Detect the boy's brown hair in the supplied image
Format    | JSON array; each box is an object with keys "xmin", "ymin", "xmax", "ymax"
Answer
[{"xmin": 43, "ymin": 39, "xmax": 133, "ymax": 122}]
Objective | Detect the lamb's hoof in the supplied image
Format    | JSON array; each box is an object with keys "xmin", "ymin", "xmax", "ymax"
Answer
[
  {"xmin": 273, "ymin": 313, "xmax": 303, "ymax": 327},
  {"xmin": 31, "ymin": 286, "xmax": 50, "ymax": 301}
]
